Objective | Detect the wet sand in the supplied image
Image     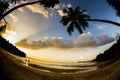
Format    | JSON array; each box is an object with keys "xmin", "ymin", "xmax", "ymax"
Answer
[{"xmin": 0, "ymin": 48, "xmax": 120, "ymax": 80}]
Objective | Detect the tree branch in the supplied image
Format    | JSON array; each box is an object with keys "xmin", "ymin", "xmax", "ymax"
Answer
[
  {"xmin": 86, "ymin": 19, "xmax": 120, "ymax": 26},
  {"xmin": 1, "ymin": 0, "xmax": 41, "ymax": 20}
]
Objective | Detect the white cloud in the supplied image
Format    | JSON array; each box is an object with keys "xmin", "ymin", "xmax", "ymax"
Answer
[
  {"xmin": 57, "ymin": 9, "xmax": 67, "ymax": 17},
  {"xmin": 54, "ymin": 4, "xmax": 60, "ymax": 9},
  {"xmin": 96, "ymin": 24, "xmax": 107, "ymax": 30},
  {"xmin": 67, "ymin": 3, "xmax": 72, "ymax": 8},
  {"xmin": 18, "ymin": 8, "xmax": 24, "ymax": 12},
  {"xmin": 57, "ymin": 3, "xmax": 73, "ymax": 17},
  {"xmin": 58, "ymin": 37, "xmax": 63, "ymax": 39},
  {"xmin": 43, "ymin": 36, "xmax": 49, "ymax": 40},
  {"xmin": 15, "ymin": 32, "xmax": 116, "ymax": 50},
  {"xmin": 26, "ymin": 4, "xmax": 49, "ymax": 18},
  {"xmin": 8, "ymin": 13, "xmax": 18, "ymax": 22}
]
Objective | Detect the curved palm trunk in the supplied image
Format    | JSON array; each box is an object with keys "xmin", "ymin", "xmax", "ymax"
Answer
[
  {"xmin": 0, "ymin": 0, "xmax": 41, "ymax": 20},
  {"xmin": 86, "ymin": 19, "xmax": 120, "ymax": 26}
]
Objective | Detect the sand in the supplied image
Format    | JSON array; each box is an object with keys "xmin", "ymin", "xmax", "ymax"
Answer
[{"xmin": 0, "ymin": 48, "xmax": 120, "ymax": 80}]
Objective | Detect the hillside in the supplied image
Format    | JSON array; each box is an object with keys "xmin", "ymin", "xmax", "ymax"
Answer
[
  {"xmin": 93, "ymin": 37, "xmax": 120, "ymax": 62},
  {"xmin": 0, "ymin": 36, "xmax": 26, "ymax": 57}
]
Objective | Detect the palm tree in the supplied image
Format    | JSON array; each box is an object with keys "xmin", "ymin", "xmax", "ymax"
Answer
[
  {"xmin": 0, "ymin": 1, "xmax": 9, "ymax": 20},
  {"xmin": 0, "ymin": 0, "xmax": 59, "ymax": 20},
  {"xmin": 60, "ymin": 7, "xmax": 90, "ymax": 35},
  {"xmin": 10, "ymin": 0, "xmax": 21, "ymax": 3},
  {"xmin": 39, "ymin": 0, "xmax": 59, "ymax": 8},
  {"xmin": 107, "ymin": 0, "xmax": 120, "ymax": 17},
  {"xmin": 60, "ymin": 6, "xmax": 120, "ymax": 35}
]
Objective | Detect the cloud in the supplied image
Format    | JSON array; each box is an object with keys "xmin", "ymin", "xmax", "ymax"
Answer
[
  {"xmin": 18, "ymin": 8, "xmax": 24, "ymax": 12},
  {"xmin": 96, "ymin": 34, "xmax": 115, "ymax": 46},
  {"xmin": 96, "ymin": 24, "xmax": 107, "ymax": 30},
  {"xmin": 6, "ymin": 23, "xmax": 15, "ymax": 31},
  {"xmin": 57, "ymin": 9, "xmax": 67, "ymax": 17},
  {"xmin": 115, "ymin": 33, "xmax": 120, "ymax": 40},
  {"xmin": 75, "ymin": 32, "xmax": 97, "ymax": 47},
  {"xmin": 57, "ymin": 3, "xmax": 73, "ymax": 17},
  {"xmin": 15, "ymin": 32, "xmax": 116, "ymax": 50},
  {"xmin": 67, "ymin": 3, "xmax": 72, "ymax": 8},
  {"xmin": 8, "ymin": 13, "xmax": 18, "ymax": 22},
  {"xmin": 25, "ymin": 4, "xmax": 49, "ymax": 18},
  {"xmin": 53, "ymin": 4, "xmax": 60, "ymax": 9}
]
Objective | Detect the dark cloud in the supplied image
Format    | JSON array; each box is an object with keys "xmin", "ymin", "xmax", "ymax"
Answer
[{"xmin": 96, "ymin": 34, "xmax": 115, "ymax": 46}]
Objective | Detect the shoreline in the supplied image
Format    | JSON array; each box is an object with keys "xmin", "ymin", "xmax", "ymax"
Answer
[{"xmin": 0, "ymin": 48, "xmax": 120, "ymax": 80}]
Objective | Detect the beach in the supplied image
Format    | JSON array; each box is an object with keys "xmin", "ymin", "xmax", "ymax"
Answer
[{"xmin": 0, "ymin": 48, "xmax": 120, "ymax": 80}]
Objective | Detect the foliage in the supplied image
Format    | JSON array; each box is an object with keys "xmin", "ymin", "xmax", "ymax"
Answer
[
  {"xmin": 60, "ymin": 6, "xmax": 90, "ymax": 35},
  {"xmin": 39, "ymin": 0, "xmax": 59, "ymax": 8},
  {"xmin": 0, "ymin": 1, "xmax": 9, "ymax": 19},
  {"xmin": 60, "ymin": 6, "xmax": 120, "ymax": 35},
  {"xmin": 0, "ymin": 25, "xmax": 6, "ymax": 35},
  {"xmin": 10, "ymin": 0, "xmax": 22, "ymax": 4},
  {"xmin": 107, "ymin": 0, "xmax": 120, "ymax": 17},
  {"xmin": 0, "ymin": 36, "xmax": 26, "ymax": 57},
  {"xmin": 94, "ymin": 38, "xmax": 120, "ymax": 62}
]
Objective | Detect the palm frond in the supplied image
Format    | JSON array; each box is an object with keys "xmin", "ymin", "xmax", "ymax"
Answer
[
  {"xmin": 40, "ymin": 0, "xmax": 59, "ymax": 8},
  {"xmin": 67, "ymin": 22, "xmax": 74, "ymax": 35},
  {"xmin": 74, "ymin": 22, "xmax": 83, "ymax": 34},
  {"xmin": 60, "ymin": 16, "xmax": 69, "ymax": 25},
  {"xmin": 10, "ymin": 0, "xmax": 20, "ymax": 4},
  {"xmin": 0, "ymin": 1, "xmax": 9, "ymax": 15},
  {"xmin": 63, "ymin": 9, "xmax": 68, "ymax": 13},
  {"xmin": 0, "ymin": 25, "xmax": 6, "ymax": 34},
  {"xmin": 107, "ymin": 0, "xmax": 120, "ymax": 17},
  {"xmin": 60, "ymin": 6, "xmax": 89, "ymax": 35}
]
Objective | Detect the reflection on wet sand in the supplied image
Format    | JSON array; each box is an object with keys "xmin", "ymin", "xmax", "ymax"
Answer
[{"xmin": 6, "ymin": 51, "xmax": 115, "ymax": 74}]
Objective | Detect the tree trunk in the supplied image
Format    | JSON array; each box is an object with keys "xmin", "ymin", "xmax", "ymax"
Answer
[{"xmin": 86, "ymin": 19, "xmax": 120, "ymax": 26}]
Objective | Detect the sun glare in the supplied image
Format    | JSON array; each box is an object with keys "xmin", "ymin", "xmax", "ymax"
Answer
[
  {"xmin": 5, "ymin": 35, "xmax": 16, "ymax": 44},
  {"xmin": 2, "ymin": 30, "xmax": 17, "ymax": 44}
]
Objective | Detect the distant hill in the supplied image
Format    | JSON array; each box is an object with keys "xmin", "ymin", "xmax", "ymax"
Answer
[
  {"xmin": 93, "ymin": 37, "xmax": 120, "ymax": 62},
  {"xmin": 0, "ymin": 36, "xmax": 26, "ymax": 57}
]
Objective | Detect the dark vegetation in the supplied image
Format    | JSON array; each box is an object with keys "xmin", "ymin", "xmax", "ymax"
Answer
[
  {"xmin": 107, "ymin": 0, "xmax": 120, "ymax": 17},
  {"xmin": 93, "ymin": 37, "xmax": 120, "ymax": 62},
  {"xmin": 0, "ymin": 36, "xmax": 26, "ymax": 57}
]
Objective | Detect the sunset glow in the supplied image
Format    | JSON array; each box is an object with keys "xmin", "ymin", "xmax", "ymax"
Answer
[
  {"xmin": 2, "ymin": 30, "xmax": 17, "ymax": 44},
  {"xmin": 3, "ymin": 0, "xmax": 120, "ymax": 62}
]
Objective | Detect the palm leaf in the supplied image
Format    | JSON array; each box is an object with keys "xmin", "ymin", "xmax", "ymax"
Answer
[
  {"xmin": 67, "ymin": 22, "xmax": 74, "ymax": 35},
  {"xmin": 60, "ymin": 6, "xmax": 89, "ymax": 35},
  {"xmin": 40, "ymin": 0, "xmax": 59, "ymax": 8},
  {"xmin": 107, "ymin": 0, "xmax": 120, "ymax": 17}
]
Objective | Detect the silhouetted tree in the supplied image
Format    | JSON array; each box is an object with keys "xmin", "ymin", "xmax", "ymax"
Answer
[
  {"xmin": 0, "ymin": 36, "xmax": 26, "ymax": 57},
  {"xmin": 60, "ymin": 7, "xmax": 90, "ymax": 35},
  {"xmin": 94, "ymin": 37, "xmax": 120, "ymax": 62},
  {"xmin": 60, "ymin": 6, "xmax": 120, "ymax": 35},
  {"xmin": 0, "ymin": 25, "xmax": 6, "ymax": 35},
  {"xmin": 0, "ymin": 1, "xmax": 9, "ymax": 19},
  {"xmin": 0, "ymin": 0, "xmax": 59, "ymax": 21},
  {"xmin": 107, "ymin": 0, "xmax": 120, "ymax": 17}
]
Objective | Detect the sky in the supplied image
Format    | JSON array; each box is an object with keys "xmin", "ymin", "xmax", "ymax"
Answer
[{"xmin": 2, "ymin": 0, "xmax": 120, "ymax": 62}]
